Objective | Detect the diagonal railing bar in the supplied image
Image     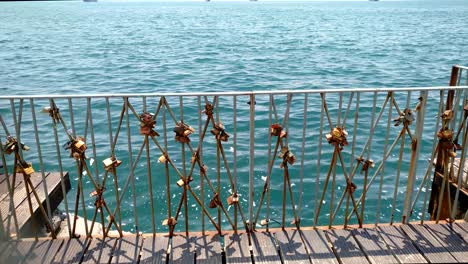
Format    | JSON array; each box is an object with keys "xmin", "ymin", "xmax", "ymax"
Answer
[
  {"xmin": 253, "ymin": 94, "xmax": 294, "ymax": 229},
  {"xmin": 0, "ymin": 134, "xmax": 20, "ymax": 238}
]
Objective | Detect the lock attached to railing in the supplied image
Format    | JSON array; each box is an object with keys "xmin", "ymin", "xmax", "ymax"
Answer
[
  {"xmin": 174, "ymin": 122, "xmax": 195, "ymax": 143},
  {"xmin": 326, "ymin": 127, "xmax": 348, "ymax": 149},
  {"xmin": 211, "ymin": 122, "xmax": 230, "ymax": 142},
  {"xmin": 17, "ymin": 162, "xmax": 35, "ymax": 175},
  {"xmin": 226, "ymin": 194, "xmax": 239, "ymax": 205},
  {"xmin": 279, "ymin": 146, "xmax": 296, "ymax": 168},
  {"xmin": 63, "ymin": 136, "xmax": 87, "ymax": 159},
  {"xmin": 139, "ymin": 112, "xmax": 159, "ymax": 137},
  {"xmin": 3, "ymin": 136, "xmax": 29, "ymax": 155},
  {"xmin": 103, "ymin": 157, "xmax": 122, "ymax": 171},
  {"xmin": 271, "ymin": 124, "xmax": 287, "ymax": 138},
  {"xmin": 203, "ymin": 103, "xmax": 214, "ymax": 116},
  {"xmin": 393, "ymin": 108, "xmax": 414, "ymax": 127}
]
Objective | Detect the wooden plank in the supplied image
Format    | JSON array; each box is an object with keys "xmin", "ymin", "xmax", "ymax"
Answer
[
  {"xmin": 377, "ymin": 225, "xmax": 427, "ymax": 264},
  {"xmin": 140, "ymin": 235, "xmax": 169, "ymax": 264},
  {"xmin": 0, "ymin": 175, "xmax": 24, "ymax": 202},
  {"xmin": 453, "ymin": 222, "xmax": 468, "ymax": 241},
  {"xmin": 425, "ymin": 223, "xmax": 468, "ymax": 262},
  {"xmin": 326, "ymin": 229, "xmax": 369, "ymax": 264},
  {"xmin": 111, "ymin": 235, "xmax": 142, "ymax": 264},
  {"xmin": 1, "ymin": 172, "xmax": 70, "ymax": 235},
  {"xmin": 170, "ymin": 234, "xmax": 194, "ymax": 264},
  {"xmin": 251, "ymin": 231, "xmax": 281, "ymax": 263},
  {"xmin": 0, "ymin": 172, "xmax": 49, "ymax": 224},
  {"xmin": 81, "ymin": 237, "xmax": 117, "ymax": 263},
  {"xmin": 192, "ymin": 234, "xmax": 222, "ymax": 264},
  {"xmin": 224, "ymin": 233, "xmax": 251, "ymax": 264},
  {"xmin": 301, "ymin": 229, "xmax": 337, "ymax": 264},
  {"xmin": 400, "ymin": 224, "xmax": 457, "ymax": 263},
  {"xmin": 275, "ymin": 229, "xmax": 310, "ymax": 264},
  {"xmin": 351, "ymin": 228, "xmax": 397, "ymax": 264},
  {"xmin": 0, "ymin": 240, "xmax": 36, "ymax": 263},
  {"xmin": 52, "ymin": 237, "xmax": 91, "ymax": 264},
  {"xmin": 23, "ymin": 239, "xmax": 64, "ymax": 264}
]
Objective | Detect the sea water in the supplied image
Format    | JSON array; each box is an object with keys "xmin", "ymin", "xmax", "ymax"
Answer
[{"xmin": 1, "ymin": 0, "xmax": 468, "ymax": 233}]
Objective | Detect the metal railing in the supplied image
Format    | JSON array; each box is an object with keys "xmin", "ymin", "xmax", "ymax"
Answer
[{"xmin": 1, "ymin": 66, "xmax": 468, "ymax": 240}]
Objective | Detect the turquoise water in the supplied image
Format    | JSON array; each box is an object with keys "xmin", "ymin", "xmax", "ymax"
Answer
[
  {"xmin": 1, "ymin": 1, "xmax": 467, "ymax": 94},
  {"xmin": 1, "ymin": 1, "xmax": 468, "ymax": 234}
]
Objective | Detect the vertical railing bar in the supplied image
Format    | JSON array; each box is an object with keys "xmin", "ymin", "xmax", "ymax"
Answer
[
  {"xmin": 30, "ymin": 99, "xmax": 53, "ymax": 221},
  {"xmin": 233, "ymin": 96, "xmax": 238, "ymax": 232},
  {"xmin": 143, "ymin": 96, "xmax": 147, "ymax": 113},
  {"xmin": 125, "ymin": 97, "xmax": 139, "ymax": 234},
  {"xmin": 266, "ymin": 95, "xmax": 273, "ymax": 230},
  {"xmin": 298, "ymin": 94, "xmax": 308, "ymax": 221},
  {"xmin": 0, "ymin": 134, "xmax": 20, "ymax": 238},
  {"xmin": 349, "ymin": 93, "xmax": 359, "ymax": 175},
  {"xmin": 375, "ymin": 92, "xmax": 393, "ymax": 226},
  {"xmin": 329, "ymin": 148, "xmax": 337, "ymax": 229},
  {"xmin": 162, "ymin": 98, "xmax": 173, "ymax": 234},
  {"xmin": 337, "ymin": 92, "xmax": 343, "ymax": 126},
  {"xmin": 49, "ymin": 99, "xmax": 72, "ymax": 237},
  {"xmin": 450, "ymin": 88, "xmax": 462, "ymax": 130},
  {"xmin": 105, "ymin": 97, "xmax": 121, "ymax": 227},
  {"xmin": 390, "ymin": 127, "xmax": 405, "ymax": 225},
  {"xmin": 179, "ymin": 96, "xmax": 189, "ymax": 236},
  {"xmin": 367, "ymin": 92, "xmax": 378, "ymax": 160},
  {"xmin": 406, "ymin": 91, "xmax": 412, "ymax": 109},
  {"xmin": 215, "ymin": 97, "xmax": 222, "ymax": 232},
  {"xmin": 87, "ymin": 98, "xmax": 100, "ymax": 183},
  {"xmin": 403, "ymin": 91, "xmax": 428, "ymax": 223},
  {"xmin": 105, "ymin": 98, "xmax": 115, "ymax": 155},
  {"xmin": 283, "ymin": 94, "xmax": 292, "ymax": 145},
  {"xmin": 67, "ymin": 98, "xmax": 76, "ymax": 137},
  {"xmin": 146, "ymin": 137, "xmax": 156, "ymax": 235},
  {"xmin": 249, "ymin": 94, "xmax": 255, "ymax": 231},
  {"xmin": 197, "ymin": 96, "xmax": 204, "ymax": 234},
  {"xmin": 313, "ymin": 94, "xmax": 325, "ymax": 228}
]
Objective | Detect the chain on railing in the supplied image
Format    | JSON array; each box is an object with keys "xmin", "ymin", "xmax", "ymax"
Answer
[{"xmin": 1, "ymin": 70, "xmax": 468, "ymax": 241}]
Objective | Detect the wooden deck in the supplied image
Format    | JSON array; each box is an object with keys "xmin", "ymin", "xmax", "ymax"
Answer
[
  {"xmin": 0, "ymin": 222, "xmax": 467, "ymax": 263},
  {"xmin": 0, "ymin": 172, "xmax": 71, "ymax": 236}
]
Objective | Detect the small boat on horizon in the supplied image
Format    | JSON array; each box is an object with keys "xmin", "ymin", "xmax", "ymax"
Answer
[{"xmin": 83, "ymin": 0, "xmax": 98, "ymax": 2}]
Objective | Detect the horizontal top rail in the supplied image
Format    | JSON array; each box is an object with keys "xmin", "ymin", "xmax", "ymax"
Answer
[{"xmin": 1, "ymin": 86, "xmax": 468, "ymax": 99}]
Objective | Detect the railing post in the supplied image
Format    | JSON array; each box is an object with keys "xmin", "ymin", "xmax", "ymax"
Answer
[
  {"xmin": 403, "ymin": 91, "xmax": 427, "ymax": 224},
  {"xmin": 429, "ymin": 66, "xmax": 460, "ymax": 221}
]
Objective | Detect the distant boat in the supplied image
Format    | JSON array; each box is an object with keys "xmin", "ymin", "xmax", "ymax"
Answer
[
  {"xmin": 83, "ymin": 0, "xmax": 97, "ymax": 2},
  {"xmin": 369, "ymin": 0, "xmax": 379, "ymax": 1}
]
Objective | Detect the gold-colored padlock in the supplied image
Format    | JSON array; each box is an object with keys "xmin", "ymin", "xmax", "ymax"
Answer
[
  {"xmin": 177, "ymin": 179, "xmax": 185, "ymax": 187},
  {"xmin": 23, "ymin": 164, "xmax": 35, "ymax": 175},
  {"xmin": 158, "ymin": 155, "xmax": 167, "ymax": 163},
  {"xmin": 74, "ymin": 139, "xmax": 87, "ymax": 152}
]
